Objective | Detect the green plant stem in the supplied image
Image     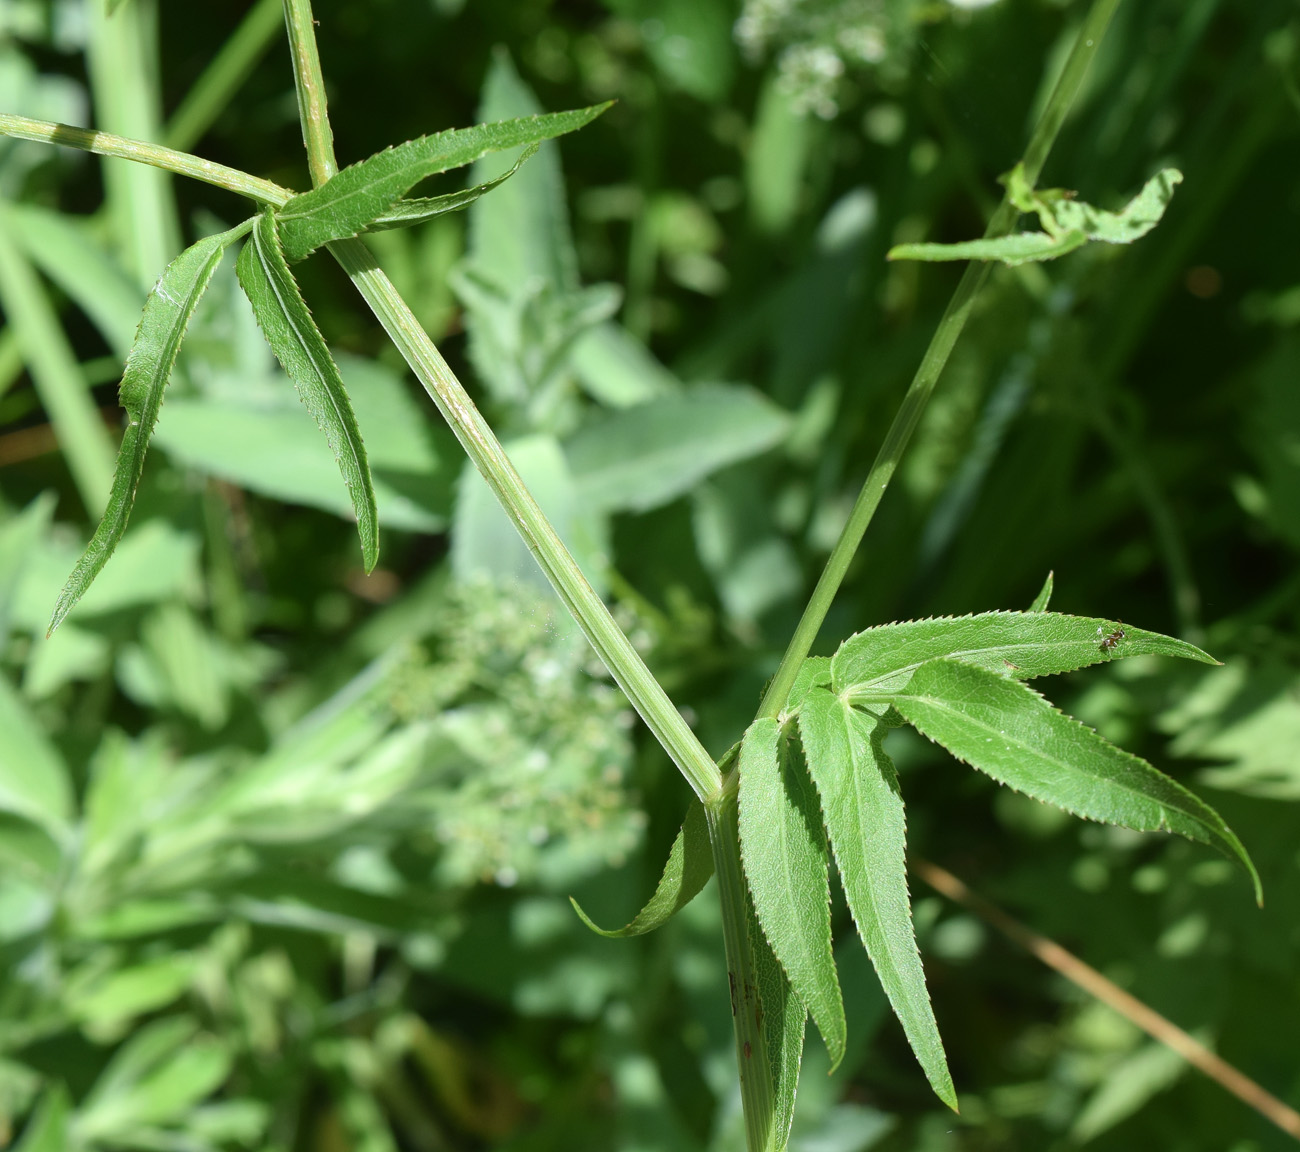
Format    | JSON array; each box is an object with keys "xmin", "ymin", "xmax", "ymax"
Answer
[
  {"xmin": 0, "ymin": 114, "xmax": 294, "ymax": 206},
  {"xmin": 756, "ymin": 0, "xmax": 1124, "ymax": 723},
  {"xmin": 705, "ymin": 783, "xmax": 775, "ymax": 1152},
  {"xmin": 328, "ymin": 237, "xmax": 721, "ymax": 800},
  {"xmin": 278, "ymin": 0, "xmax": 722, "ymax": 800},
  {"xmin": 163, "ymin": 0, "xmax": 284, "ymax": 154},
  {"xmin": 282, "ymin": 0, "xmax": 339, "ymax": 186}
]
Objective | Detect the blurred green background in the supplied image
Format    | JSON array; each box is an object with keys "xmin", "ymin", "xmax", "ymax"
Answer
[{"xmin": 1, "ymin": 0, "xmax": 1298, "ymax": 1148}]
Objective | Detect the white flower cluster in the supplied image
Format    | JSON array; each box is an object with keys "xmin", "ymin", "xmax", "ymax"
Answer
[{"xmin": 735, "ymin": 0, "xmax": 897, "ymax": 118}]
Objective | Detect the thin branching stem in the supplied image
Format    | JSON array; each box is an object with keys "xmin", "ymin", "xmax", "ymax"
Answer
[
  {"xmin": 756, "ymin": 0, "xmax": 1125, "ymax": 724},
  {"xmin": 278, "ymin": 0, "xmax": 723, "ymax": 803},
  {"xmin": 0, "ymin": 113, "xmax": 294, "ymax": 205}
]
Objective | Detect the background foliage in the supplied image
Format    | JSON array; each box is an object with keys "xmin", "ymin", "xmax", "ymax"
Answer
[{"xmin": 1, "ymin": 0, "xmax": 1298, "ymax": 1149}]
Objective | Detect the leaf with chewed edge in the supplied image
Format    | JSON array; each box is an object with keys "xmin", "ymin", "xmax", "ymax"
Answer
[
  {"xmin": 738, "ymin": 716, "xmax": 845, "ymax": 1069},
  {"xmin": 50, "ymin": 219, "xmax": 251, "ymax": 634},
  {"xmin": 799, "ymin": 688, "xmax": 956, "ymax": 1109},
  {"xmin": 363, "ymin": 145, "xmax": 539, "ymax": 232},
  {"xmin": 236, "ymin": 209, "xmax": 378, "ymax": 571},
  {"xmin": 571, "ymin": 798, "xmax": 712, "ymax": 937},
  {"xmin": 887, "ymin": 659, "xmax": 1261, "ymax": 904}
]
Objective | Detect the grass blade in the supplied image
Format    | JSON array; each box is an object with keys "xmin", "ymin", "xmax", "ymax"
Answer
[
  {"xmin": 571, "ymin": 798, "xmax": 712, "ymax": 937},
  {"xmin": 799, "ymin": 688, "xmax": 956, "ymax": 1109},
  {"xmin": 831, "ymin": 611, "xmax": 1217, "ymax": 699},
  {"xmin": 890, "ymin": 659, "xmax": 1262, "ymax": 903},
  {"xmin": 738, "ymin": 716, "xmax": 845, "ymax": 1070},
  {"xmin": 277, "ymin": 105, "xmax": 611, "ymax": 261},
  {"xmin": 236, "ymin": 209, "xmax": 378, "ymax": 571},
  {"xmin": 48, "ymin": 222, "xmax": 250, "ymax": 634}
]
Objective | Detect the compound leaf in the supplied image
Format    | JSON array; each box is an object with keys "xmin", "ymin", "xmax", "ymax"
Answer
[
  {"xmin": 738, "ymin": 716, "xmax": 845, "ymax": 1070},
  {"xmin": 831, "ymin": 611, "xmax": 1216, "ymax": 699},
  {"xmin": 277, "ymin": 105, "xmax": 610, "ymax": 260},
  {"xmin": 799, "ymin": 688, "xmax": 956, "ymax": 1109},
  {"xmin": 889, "ymin": 659, "xmax": 1261, "ymax": 903},
  {"xmin": 571, "ymin": 797, "xmax": 712, "ymax": 937},
  {"xmin": 50, "ymin": 219, "xmax": 249, "ymax": 634},
  {"xmin": 236, "ymin": 209, "xmax": 377, "ymax": 570}
]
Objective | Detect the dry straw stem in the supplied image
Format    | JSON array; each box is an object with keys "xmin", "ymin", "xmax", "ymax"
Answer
[{"xmin": 911, "ymin": 856, "xmax": 1300, "ymax": 1141}]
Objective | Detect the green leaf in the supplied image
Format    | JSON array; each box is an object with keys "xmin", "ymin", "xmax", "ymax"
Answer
[
  {"xmin": 889, "ymin": 166, "xmax": 1182, "ymax": 265},
  {"xmin": 565, "ymin": 384, "xmax": 791, "ymax": 513},
  {"xmin": 153, "ymin": 355, "xmax": 449, "ymax": 534},
  {"xmin": 363, "ymin": 144, "xmax": 539, "ymax": 232},
  {"xmin": 47, "ymin": 221, "xmax": 246, "ymax": 634},
  {"xmin": 798, "ymin": 688, "xmax": 956, "ymax": 1109},
  {"xmin": 276, "ymin": 105, "xmax": 611, "ymax": 261},
  {"xmin": 77, "ymin": 1018, "xmax": 230, "ymax": 1139},
  {"xmin": 888, "ymin": 230, "xmax": 1087, "ymax": 266},
  {"xmin": 1028, "ymin": 571, "xmax": 1053, "ymax": 612},
  {"xmin": 888, "ymin": 659, "xmax": 1262, "ymax": 903},
  {"xmin": 831, "ymin": 611, "xmax": 1217, "ymax": 700},
  {"xmin": 738, "ymin": 716, "xmax": 845, "ymax": 1070},
  {"xmin": 747, "ymin": 893, "xmax": 805, "ymax": 1152},
  {"xmin": 13, "ymin": 1086, "xmax": 70, "ymax": 1152},
  {"xmin": 785, "ymin": 657, "xmax": 832, "ymax": 714},
  {"xmin": 1050, "ymin": 167, "xmax": 1183, "ymax": 244},
  {"xmin": 236, "ymin": 209, "xmax": 378, "ymax": 570},
  {"xmin": 571, "ymin": 798, "xmax": 712, "ymax": 937},
  {"xmin": 0, "ymin": 675, "xmax": 71, "ymax": 833}
]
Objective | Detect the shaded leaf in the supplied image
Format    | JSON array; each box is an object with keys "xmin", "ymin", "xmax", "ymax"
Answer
[
  {"xmin": 738, "ymin": 716, "xmax": 845, "ymax": 1069},
  {"xmin": 566, "ymin": 384, "xmax": 790, "ymax": 513},
  {"xmin": 236, "ymin": 209, "xmax": 378, "ymax": 570},
  {"xmin": 0, "ymin": 651, "xmax": 72, "ymax": 836},
  {"xmin": 831, "ymin": 611, "xmax": 1217, "ymax": 699},
  {"xmin": 798, "ymin": 688, "xmax": 956, "ymax": 1109},
  {"xmin": 363, "ymin": 144, "xmax": 538, "ymax": 232},
  {"xmin": 277, "ymin": 105, "xmax": 610, "ymax": 260},
  {"xmin": 571, "ymin": 798, "xmax": 712, "ymax": 937},
  {"xmin": 48, "ymin": 221, "xmax": 246, "ymax": 635},
  {"xmin": 153, "ymin": 355, "xmax": 449, "ymax": 533},
  {"xmin": 888, "ymin": 659, "xmax": 1261, "ymax": 902}
]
